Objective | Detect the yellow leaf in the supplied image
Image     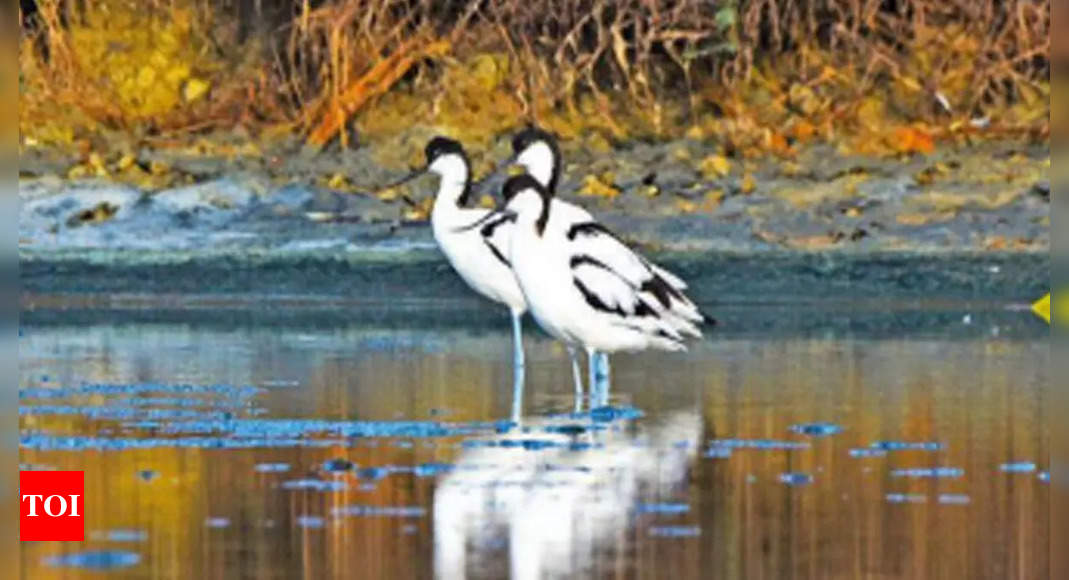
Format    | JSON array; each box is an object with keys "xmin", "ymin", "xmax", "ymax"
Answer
[
  {"xmin": 856, "ymin": 97, "xmax": 885, "ymax": 131},
  {"xmin": 326, "ymin": 173, "xmax": 349, "ymax": 190},
  {"xmin": 183, "ymin": 78, "xmax": 210, "ymax": 103},
  {"xmin": 699, "ymin": 154, "xmax": 731, "ymax": 179},
  {"xmin": 116, "ymin": 154, "xmax": 137, "ymax": 171},
  {"xmin": 637, "ymin": 185, "xmax": 660, "ymax": 198},
  {"xmin": 149, "ymin": 161, "xmax": 170, "ymax": 176},
  {"xmin": 136, "ymin": 66, "xmax": 157, "ymax": 89},
  {"xmin": 899, "ymin": 76, "xmax": 923, "ymax": 93},
  {"xmin": 579, "ymin": 174, "xmax": 620, "ymax": 199},
  {"xmin": 403, "ymin": 197, "xmax": 434, "ymax": 221},
  {"xmin": 702, "ymin": 190, "xmax": 725, "ymax": 211},
  {"xmin": 740, "ymin": 173, "xmax": 756, "ymax": 194},
  {"xmin": 676, "ymin": 199, "xmax": 697, "ymax": 213},
  {"xmin": 378, "ymin": 187, "xmax": 402, "ymax": 202}
]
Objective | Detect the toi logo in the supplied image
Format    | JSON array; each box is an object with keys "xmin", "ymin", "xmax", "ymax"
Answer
[{"xmin": 20, "ymin": 471, "xmax": 85, "ymax": 541}]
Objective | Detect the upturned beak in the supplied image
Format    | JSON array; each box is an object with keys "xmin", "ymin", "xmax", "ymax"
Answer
[
  {"xmin": 471, "ymin": 154, "xmax": 521, "ymax": 193},
  {"xmin": 377, "ymin": 168, "xmax": 425, "ymax": 193}
]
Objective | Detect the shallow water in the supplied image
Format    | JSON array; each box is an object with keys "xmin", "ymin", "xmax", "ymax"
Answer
[{"xmin": 19, "ymin": 302, "xmax": 1048, "ymax": 579}]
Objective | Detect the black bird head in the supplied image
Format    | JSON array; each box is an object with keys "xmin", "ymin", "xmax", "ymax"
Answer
[
  {"xmin": 510, "ymin": 127, "xmax": 556, "ymax": 156},
  {"xmin": 510, "ymin": 127, "xmax": 562, "ymax": 194},
  {"xmin": 502, "ymin": 173, "xmax": 546, "ymax": 203},
  {"xmin": 424, "ymin": 136, "xmax": 465, "ymax": 166}
]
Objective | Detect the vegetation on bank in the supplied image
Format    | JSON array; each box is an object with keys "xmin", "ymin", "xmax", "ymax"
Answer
[{"xmin": 20, "ymin": 0, "xmax": 1049, "ymax": 167}]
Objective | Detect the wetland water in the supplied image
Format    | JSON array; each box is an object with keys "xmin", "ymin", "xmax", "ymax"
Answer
[{"xmin": 18, "ymin": 299, "xmax": 1048, "ymax": 579}]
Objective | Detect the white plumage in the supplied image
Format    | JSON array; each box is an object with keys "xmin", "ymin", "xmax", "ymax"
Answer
[
  {"xmin": 503, "ymin": 173, "xmax": 711, "ymax": 358},
  {"xmin": 506, "ymin": 130, "xmax": 710, "ymax": 369},
  {"xmin": 425, "ymin": 139, "xmax": 525, "ymax": 315},
  {"xmin": 422, "ymin": 138, "xmax": 528, "ymax": 418}
]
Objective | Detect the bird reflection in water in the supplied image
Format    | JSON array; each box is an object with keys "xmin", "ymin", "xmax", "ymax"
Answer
[{"xmin": 434, "ymin": 406, "xmax": 701, "ymax": 579}]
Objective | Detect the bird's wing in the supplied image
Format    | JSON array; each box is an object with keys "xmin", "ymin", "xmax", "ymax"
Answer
[
  {"xmin": 478, "ymin": 211, "xmax": 516, "ymax": 266},
  {"xmin": 570, "ymin": 256, "xmax": 653, "ymax": 318},
  {"xmin": 566, "ymin": 221, "xmax": 692, "ymax": 305},
  {"xmin": 552, "ymin": 200, "xmax": 689, "ymax": 291},
  {"xmin": 570, "ymin": 255, "xmax": 687, "ymax": 343}
]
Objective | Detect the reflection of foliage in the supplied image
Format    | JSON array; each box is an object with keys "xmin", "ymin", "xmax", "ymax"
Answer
[{"xmin": 19, "ymin": 0, "xmax": 1049, "ymax": 153}]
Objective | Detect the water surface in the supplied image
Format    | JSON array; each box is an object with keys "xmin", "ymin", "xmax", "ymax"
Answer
[{"xmin": 19, "ymin": 302, "xmax": 1048, "ymax": 579}]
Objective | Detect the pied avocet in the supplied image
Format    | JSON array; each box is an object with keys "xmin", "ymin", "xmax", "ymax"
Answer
[
  {"xmin": 504, "ymin": 129, "xmax": 711, "ymax": 403},
  {"xmin": 501, "ymin": 172, "xmax": 713, "ymax": 403},
  {"xmin": 397, "ymin": 137, "xmax": 528, "ymax": 420}
]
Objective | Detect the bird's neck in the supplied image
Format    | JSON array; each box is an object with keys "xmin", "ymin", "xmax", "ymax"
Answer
[
  {"xmin": 513, "ymin": 198, "xmax": 550, "ymax": 237},
  {"xmin": 433, "ymin": 168, "xmax": 472, "ymax": 210},
  {"xmin": 522, "ymin": 145, "xmax": 557, "ymax": 192}
]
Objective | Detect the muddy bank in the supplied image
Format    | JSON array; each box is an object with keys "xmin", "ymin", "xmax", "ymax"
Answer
[
  {"xmin": 20, "ymin": 138, "xmax": 1049, "ymax": 253},
  {"xmin": 19, "ymin": 138, "xmax": 1049, "ymax": 301}
]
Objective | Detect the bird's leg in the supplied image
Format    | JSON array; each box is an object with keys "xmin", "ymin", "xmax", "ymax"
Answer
[
  {"xmin": 568, "ymin": 345, "xmax": 584, "ymax": 413},
  {"xmin": 586, "ymin": 347, "xmax": 599, "ymax": 409},
  {"xmin": 509, "ymin": 310, "xmax": 525, "ymax": 426},
  {"xmin": 596, "ymin": 352, "xmax": 611, "ymax": 407}
]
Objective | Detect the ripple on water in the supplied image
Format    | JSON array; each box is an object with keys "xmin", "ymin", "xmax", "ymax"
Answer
[
  {"xmin": 649, "ymin": 526, "xmax": 701, "ymax": 538},
  {"xmin": 358, "ymin": 467, "xmax": 389, "ymax": 481},
  {"xmin": 322, "ymin": 458, "xmax": 355, "ymax": 473},
  {"xmin": 848, "ymin": 448, "xmax": 887, "ymax": 458},
  {"xmin": 90, "ymin": 529, "xmax": 148, "ymax": 542},
  {"xmin": 702, "ymin": 446, "xmax": 733, "ymax": 459},
  {"xmin": 296, "ymin": 516, "xmax": 326, "ymax": 529},
  {"xmin": 869, "ymin": 441, "xmax": 944, "ymax": 452},
  {"xmin": 19, "ymin": 383, "xmax": 261, "ymax": 401},
  {"xmin": 886, "ymin": 493, "xmax": 927, "ymax": 504},
  {"xmin": 938, "ymin": 494, "xmax": 971, "ymax": 505},
  {"xmin": 281, "ymin": 479, "xmax": 348, "ymax": 492},
  {"xmin": 712, "ymin": 439, "xmax": 809, "ymax": 450},
  {"xmin": 44, "ymin": 551, "xmax": 141, "ymax": 570},
  {"xmin": 331, "ymin": 505, "xmax": 426, "ymax": 518},
  {"xmin": 636, "ymin": 503, "xmax": 690, "ymax": 514},
  {"xmin": 779, "ymin": 473, "xmax": 814, "ymax": 486},
  {"xmin": 789, "ymin": 422, "xmax": 843, "ymax": 437},
  {"xmin": 891, "ymin": 467, "xmax": 964, "ymax": 479},
  {"xmin": 1000, "ymin": 461, "xmax": 1037, "ymax": 473},
  {"xmin": 254, "ymin": 463, "xmax": 291, "ymax": 473}
]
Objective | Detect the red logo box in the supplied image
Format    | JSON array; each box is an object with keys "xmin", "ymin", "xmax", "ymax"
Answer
[{"xmin": 20, "ymin": 471, "xmax": 85, "ymax": 541}]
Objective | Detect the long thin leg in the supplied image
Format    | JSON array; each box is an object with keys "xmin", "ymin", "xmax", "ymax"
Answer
[
  {"xmin": 568, "ymin": 346, "xmax": 584, "ymax": 413},
  {"xmin": 509, "ymin": 311, "xmax": 525, "ymax": 425},
  {"xmin": 586, "ymin": 347, "xmax": 598, "ymax": 409},
  {"xmin": 597, "ymin": 352, "xmax": 611, "ymax": 407}
]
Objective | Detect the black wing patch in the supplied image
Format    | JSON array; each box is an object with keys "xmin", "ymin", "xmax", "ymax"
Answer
[
  {"xmin": 572, "ymin": 262, "xmax": 657, "ymax": 318},
  {"xmin": 480, "ymin": 213, "xmax": 515, "ymax": 238},
  {"xmin": 483, "ymin": 239, "xmax": 510, "ymax": 267},
  {"xmin": 573, "ymin": 278, "xmax": 626, "ymax": 317},
  {"xmin": 640, "ymin": 275, "xmax": 684, "ymax": 309},
  {"xmin": 571, "ymin": 253, "xmax": 677, "ymax": 315},
  {"xmin": 452, "ymin": 210, "xmax": 511, "ymax": 234},
  {"xmin": 566, "ymin": 221, "xmax": 615, "ymax": 241}
]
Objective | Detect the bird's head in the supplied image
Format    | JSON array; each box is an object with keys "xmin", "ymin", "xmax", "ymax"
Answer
[
  {"xmin": 424, "ymin": 136, "xmax": 469, "ymax": 179},
  {"xmin": 510, "ymin": 127, "xmax": 560, "ymax": 193},
  {"xmin": 502, "ymin": 173, "xmax": 551, "ymax": 233}
]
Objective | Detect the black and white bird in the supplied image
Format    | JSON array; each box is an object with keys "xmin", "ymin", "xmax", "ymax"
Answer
[
  {"xmin": 504, "ymin": 129, "xmax": 711, "ymax": 404},
  {"xmin": 418, "ymin": 137, "xmax": 529, "ymax": 419},
  {"xmin": 501, "ymin": 173, "xmax": 712, "ymax": 404}
]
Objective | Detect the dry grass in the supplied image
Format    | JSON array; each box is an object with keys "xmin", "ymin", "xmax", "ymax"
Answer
[{"xmin": 19, "ymin": 0, "xmax": 1050, "ymax": 152}]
